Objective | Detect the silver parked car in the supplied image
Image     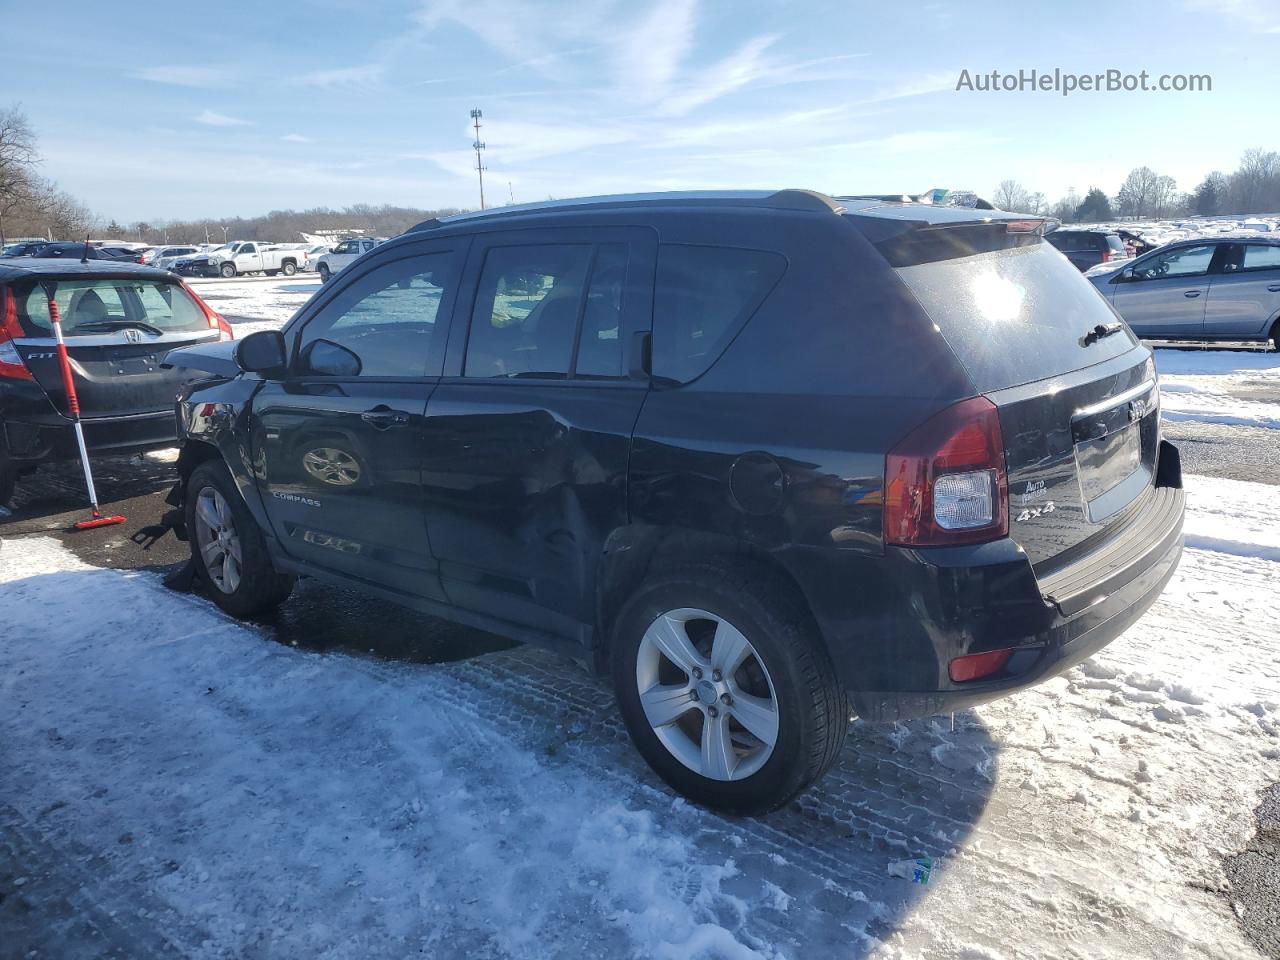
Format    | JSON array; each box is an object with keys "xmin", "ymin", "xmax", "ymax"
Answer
[{"xmin": 1088, "ymin": 237, "xmax": 1280, "ymax": 348}]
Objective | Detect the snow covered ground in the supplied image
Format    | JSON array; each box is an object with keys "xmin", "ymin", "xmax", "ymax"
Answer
[
  {"xmin": 2, "ymin": 284, "xmax": 1279, "ymax": 957},
  {"xmin": 2, "ymin": 475, "xmax": 1278, "ymax": 959}
]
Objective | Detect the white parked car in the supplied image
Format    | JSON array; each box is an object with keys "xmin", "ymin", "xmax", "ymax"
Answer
[
  {"xmin": 173, "ymin": 241, "xmax": 305, "ymax": 279},
  {"xmin": 312, "ymin": 237, "xmax": 381, "ymax": 283}
]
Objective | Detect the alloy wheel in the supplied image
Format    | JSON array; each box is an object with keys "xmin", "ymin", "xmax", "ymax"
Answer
[
  {"xmin": 301, "ymin": 447, "xmax": 361, "ymax": 486},
  {"xmin": 635, "ymin": 608, "xmax": 780, "ymax": 781},
  {"xmin": 192, "ymin": 487, "xmax": 243, "ymax": 594}
]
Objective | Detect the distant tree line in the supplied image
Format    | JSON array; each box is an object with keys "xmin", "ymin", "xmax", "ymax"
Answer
[
  {"xmin": 121, "ymin": 203, "xmax": 468, "ymax": 246},
  {"xmin": 993, "ymin": 147, "xmax": 1280, "ymax": 222}
]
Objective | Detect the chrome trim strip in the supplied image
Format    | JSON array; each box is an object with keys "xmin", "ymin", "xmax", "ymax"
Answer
[{"xmin": 1073, "ymin": 379, "xmax": 1156, "ymax": 419}]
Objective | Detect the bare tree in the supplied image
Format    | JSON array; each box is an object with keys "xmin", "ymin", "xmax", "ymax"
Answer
[
  {"xmin": 993, "ymin": 179, "xmax": 1030, "ymax": 212},
  {"xmin": 0, "ymin": 104, "xmax": 39, "ymax": 244},
  {"xmin": 1116, "ymin": 167, "xmax": 1161, "ymax": 218}
]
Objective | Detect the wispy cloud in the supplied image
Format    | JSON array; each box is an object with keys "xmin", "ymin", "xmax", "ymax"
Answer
[
  {"xmin": 281, "ymin": 133, "xmax": 313, "ymax": 143},
  {"xmin": 195, "ymin": 110, "xmax": 249, "ymax": 127},
  {"xmin": 133, "ymin": 65, "xmax": 233, "ymax": 87},
  {"xmin": 857, "ymin": 71, "xmax": 955, "ymax": 105},
  {"xmin": 417, "ymin": 0, "xmax": 781, "ymax": 116},
  {"xmin": 291, "ymin": 64, "xmax": 386, "ymax": 88}
]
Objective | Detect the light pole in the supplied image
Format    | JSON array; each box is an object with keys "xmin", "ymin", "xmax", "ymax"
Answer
[
  {"xmin": 220, "ymin": 224, "xmax": 229, "ymax": 243},
  {"xmin": 470, "ymin": 108, "xmax": 486, "ymax": 210}
]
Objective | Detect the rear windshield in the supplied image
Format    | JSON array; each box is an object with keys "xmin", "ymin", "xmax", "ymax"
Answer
[
  {"xmin": 894, "ymin": 241, "xmax": 1139, "ymax": 391},
  {"xmin": 11, "ymin": 277, "xmax": 209, "ymax": 337}
]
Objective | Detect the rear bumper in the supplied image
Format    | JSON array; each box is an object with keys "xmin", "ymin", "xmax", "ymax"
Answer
[
  {"xmin": 795, "ymin": 442, "xmax": 1186, "ymax": 722},
  {"xmin": 3, "ymin": 410, "xmax": 177, "ymax": 463}
]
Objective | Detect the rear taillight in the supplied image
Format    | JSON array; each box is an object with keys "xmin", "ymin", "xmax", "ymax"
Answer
[
  {"xmin": 1100, "ymin": 251, "xmax": 1112, "ymax": 263},
  {"xmin": 0, "ymin": 288, "xmax": 34, "ymax": 381},
  {"xmin": 884, "ymin": 396, "xmax": 1008, "ymax": 547},
  {"xmin": 136, "ymin": 255, "xmax": 145, "ymax": 263},
  {"xmin": 181, "ymin": 281, "xmax": 234, "ymax": 340}
]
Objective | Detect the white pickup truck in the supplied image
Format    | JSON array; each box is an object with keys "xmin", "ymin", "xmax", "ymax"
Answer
[
  {"xmin": 173, "ymin": 241, "xmax": 304, "ymax": 279},
  {"xmin": 312, "ymin": 237, "xmax": 383, "ymax": 283}
]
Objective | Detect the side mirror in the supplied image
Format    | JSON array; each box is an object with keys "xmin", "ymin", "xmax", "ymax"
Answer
[
  {"xmin": 299, "ymin": 338, "xmax": 362, "ymax": 378},
  {"xmin": 234, "ymin": 330, "xmax": 288, "ymax": 377},
  {"xmin": 1113, "ymin": 266, "xmax": 1135, "ymax": 283}
]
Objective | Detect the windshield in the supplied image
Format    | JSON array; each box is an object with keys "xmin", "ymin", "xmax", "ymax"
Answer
[
  {"xmin": 12, "ymin": 277, "xmax": 211, "ymax": 336},
  {"xmin": 894, "ymin": 241, "xmax": 1139, "ymax": 391}
]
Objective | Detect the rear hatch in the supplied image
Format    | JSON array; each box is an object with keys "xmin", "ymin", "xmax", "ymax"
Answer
[
  {"xmin": 7, "ymin": 274, "xmax": 223, "ymax": 418},
  {"xmin": 855, "ymin": 206, "xmax": 1159, "ymax": 571}
]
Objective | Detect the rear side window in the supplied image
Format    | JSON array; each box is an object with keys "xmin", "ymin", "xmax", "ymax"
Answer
[
  {"xmin": 14, "ymin": 278, "xmax": 209, "ymax": 336},
  {"xmin": 1046, "ymin": 232, "xmax": 1083, "ymax": 252},
  {"xmin": 894, "ymin": 242, "xmax": 1138, "ymax": 391},
  {"xmin": 465, "ymin": 244, "xmax": 593, "ymax": 379},
  {"xmin": 652, "ymin": 244, "xmax": 786, "ymax": 384},
  {"xmin": 1105, "ymin": 235, "xmax": 1127, "ymax": 254},
  {"xmin": 1241, "ymin": 244, "xmax": 1280, "ymax": 271}
]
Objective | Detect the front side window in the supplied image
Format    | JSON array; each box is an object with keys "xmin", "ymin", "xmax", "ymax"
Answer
[
  {"xmin": 652, "ymin": 244, "xmax": 786, "ymax": 384},
  {"xmin": 464, "ymin": 244, "xmax": 593, "ymax": 378},
  {"xmin": 334, "ymin": 241, "xmax": 359, "ymax": 255},
  {"xmin": 1133, "ymin": 244, "xmax": 1215, "ymax": 280},
  {"xmin": 297, "ymin": 252, "xmax": 455, "ymax": 377}
]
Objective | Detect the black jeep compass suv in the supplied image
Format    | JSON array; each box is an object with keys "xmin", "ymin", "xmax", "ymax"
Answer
[{"xmin": 164, "ymin": 190, "xmax": 1184, "ymax": 814}]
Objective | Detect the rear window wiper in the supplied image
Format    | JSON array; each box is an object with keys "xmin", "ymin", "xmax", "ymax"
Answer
[
  {"xmin": 72, "ymin": 319, "xmax": 167, "ymax": 337},
  {"xmin": 1080, "ymin": 321, "xmax": 1125, "ymax": 347}
]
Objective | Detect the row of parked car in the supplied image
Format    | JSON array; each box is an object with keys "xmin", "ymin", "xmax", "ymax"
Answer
[{"xmin": 1, "ymin": 237, "xmax": 388, "ymax": 283}]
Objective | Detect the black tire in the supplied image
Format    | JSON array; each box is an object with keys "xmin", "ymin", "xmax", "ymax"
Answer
[
  {"xmin": 219, "ymin": 262, "xmax": 236, "ymax": 279},
  {"xmin": 0, "ymin": 451, "xmax": 16, "ymax": 508},
  {"xmin": 1272, "ymin": 322, "xmax": 1280, "ymax": 353},
  {"xmin": 185, "ymin": 460, "xmax": 294, "ymax": 618},
  {"xmin": 281, "ymin": 261, "xmax": 297, "ymax": 276},
  {"xmin": 318, "ymin": 263, "xmax": 331, "ymax": 284},
  {"xmin": 611, "ymin": 561, "xmax": 849, "ymax": 815}
]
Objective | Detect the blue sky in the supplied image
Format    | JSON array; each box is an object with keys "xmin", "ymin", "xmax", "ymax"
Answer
[{"xmin": 6, "ymin": 0, "xmax": 1274, "ymax": 222}]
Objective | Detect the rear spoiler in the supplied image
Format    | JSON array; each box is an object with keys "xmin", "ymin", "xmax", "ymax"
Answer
[{"xmin": 844, "ymin": 206, "xmax": 1059, "ymax": 267}]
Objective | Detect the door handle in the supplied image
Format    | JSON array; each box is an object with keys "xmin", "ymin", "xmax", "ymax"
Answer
[
  {"xmin": 1183, "ymin": 290, "xmax": 1201, "ymax": 298},
  {"xmin": 361, "ymin": 405, "xmax": 410, "ymax": 429}
]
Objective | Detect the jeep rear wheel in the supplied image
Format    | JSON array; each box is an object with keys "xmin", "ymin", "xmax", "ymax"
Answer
[
  {"xmin": 186, "ymin": 460, "xmax": 293, "ymax": 617},
  {"xmin": 612, "ymin": 563, "xmax": 849, "ymax": 814}
]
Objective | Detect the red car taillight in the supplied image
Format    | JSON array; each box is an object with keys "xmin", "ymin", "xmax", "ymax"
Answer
[
  {"xmin": 0, "ymin": 288, "xmax": 34, "ymax": 381},
  {"xmin": 949, "ymin": 647, "xmax": 1014, "ymax": 683},
  {"xmin": 181, "ymin": 281, "xmax": 234, "ymax": 341},
  {"xmin": 884, "ymin": 396, "xmax": 1008, "ymax": 547},
  {"xmin": 1100, "ymin": 250, "xmax": 1112, "ymax": 263}
]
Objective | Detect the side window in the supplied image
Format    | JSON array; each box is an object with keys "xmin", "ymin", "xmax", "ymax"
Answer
[
  {"xmin": 1133, "ymin": 244, "xmax": 1215, "ymax": 280},
  {"xmin": 297, "ymin": 252, "xmax": 455, "ymax": 377},
  {"xmin": 575, "ymin": 243, "xmax": 629, "ymax": 378},
  {"xmin": 464, "ymin": 244, "xmax": 592, "ymax": 378},
  {"xmin": 652, "ymin": 244, "xmax": 787, "ymax": 384},
  {"xmin": 1241, "ymin": 244, "xmax": 1280, "ymax": 272}
]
